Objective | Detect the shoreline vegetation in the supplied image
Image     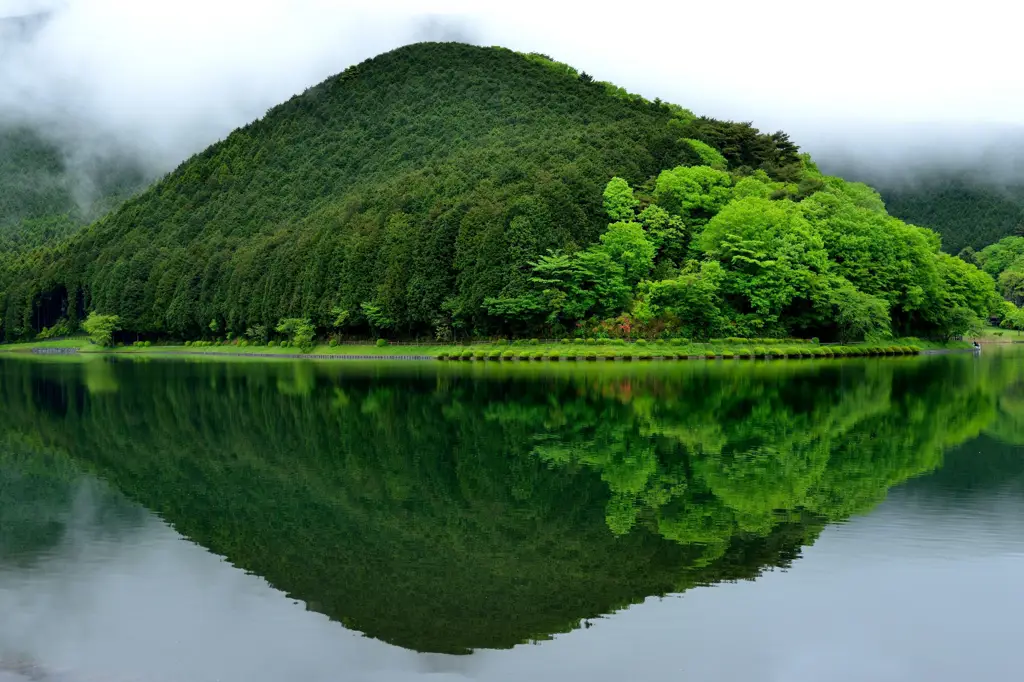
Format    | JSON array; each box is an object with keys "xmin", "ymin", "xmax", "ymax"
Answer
[{"xmin": 0, "ymin": 336, "xmax": 977, "ymax": 362}]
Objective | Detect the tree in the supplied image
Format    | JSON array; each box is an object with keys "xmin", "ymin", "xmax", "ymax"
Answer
[
  {"xmin": 638, "ymin": 205, "xmax": 686, "ymax": 263},
  {"xmin": 360, "ymin": 302, "xmax": 393, "ymax": 337},
  {"xmin": 598, "ymin": 222, "xmax": 655, "ymax": 286},
  {"xmin": 653, "ymin": 165, "xmax": 733, "ymax": 225},
  {"xmin": 245, "ymin": 324, "xmax": 268, "ymax": 342},
  {"xmin": 635, "ymin": 261, "xmax": 727, "ymax": 339},
  {"xmin": 831, "ymin": 283, "xmax": 891, "ymax": 343},
  {"xmin": 275, "ymin": 318, "xmax": 315, "ymax": 352},
  {"xmin": 603, "ymin": 177, "xmax": 639, "ymax": 221},
  {"xmin": 683, "ymin": 139, "xmax": 727, "ymax": 170},
  {"xmin": 941, "ymin": 306, "xmax": 983, "ymax": 340},
  {"xmin": 82, "ymin": 312, "xmax": 120, "ymax": 347},
  {"xmin": 999, "ymin": 267, "xmax": 1024, "ymax": 306},
  {"xmin": 699, "ymin": 196, "xmax": 829, "ymax": 328}
]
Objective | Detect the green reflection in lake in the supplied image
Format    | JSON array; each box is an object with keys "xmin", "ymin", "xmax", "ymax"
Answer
[{"xmin": 0, "ymin": 353, "xmax": 1020, "ymax": 654}]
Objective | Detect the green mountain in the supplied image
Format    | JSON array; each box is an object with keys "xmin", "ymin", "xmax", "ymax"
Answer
[
  {"xmin": 0, "ymin": 124, "xmax": 148, "ymax": 253},
  {"xmin": 838, "ymin": 171, "xmax": 1024, "ymax": 254},
  {"xmin": 0, "ymin": 42, "xmax": 1002, "ymax": 343}
]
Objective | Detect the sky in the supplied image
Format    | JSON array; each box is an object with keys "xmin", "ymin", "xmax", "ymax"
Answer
[{"xmin": 1, "ymin": 0, "xmax": 1022, "ymax": 179}]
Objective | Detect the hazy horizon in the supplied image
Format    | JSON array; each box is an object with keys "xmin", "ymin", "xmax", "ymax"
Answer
[{"xmin": 2, "ymin": 0, "xmax": 1023, "ymax": 193}]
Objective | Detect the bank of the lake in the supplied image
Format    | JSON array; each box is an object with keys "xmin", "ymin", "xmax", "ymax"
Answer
[{"xmin": 0, "ymin": 336, "xmax": 975, "ymax": 362}]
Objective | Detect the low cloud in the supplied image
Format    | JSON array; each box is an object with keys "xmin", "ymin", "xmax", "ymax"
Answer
[{"xmin": 1, "ymin": 0, "xmax": 1022, "ymax": 196}]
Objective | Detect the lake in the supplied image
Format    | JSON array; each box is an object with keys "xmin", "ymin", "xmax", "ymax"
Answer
[{"xmin": 0, "ymin": 351, "xmax": 1022, "ymax": 681}]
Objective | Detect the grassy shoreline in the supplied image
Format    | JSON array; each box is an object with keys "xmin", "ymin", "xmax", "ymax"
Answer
[{"xmin": 0, "ymin": 337, "xmax": 975, "ymax": 362}]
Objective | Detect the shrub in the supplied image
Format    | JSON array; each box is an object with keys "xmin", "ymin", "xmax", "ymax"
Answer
[
  {"xmin": 184, "ymin": 340, "xmax": 192, "ymax": 347},
  {"xmin": 635, "ymin": 339, "xmax": 648, "ymax": 346},
  {"xmin": 585, "ymin": 351, "xmax": 598, "ymax": 361},
  {"xmin": 611, "ymin": 338, "xmax": 626, "ymax": 346},
  {"xmin": 267, "ymin": 340, "xmax": 277, "ymax": 348},
  {"xmin": 462, "ymin": 350, "xmax": 474, "ymax": 360},
  {"xmin": 585, "ymin": 338, "xmax": 597, "ymax": 345},
  {"xmin": 654, "ymin": 339, "xmax": 666, "ymax": 345},
  {"xmin": 437, "ymin": 353, "xmax": 448, "ymax": 361},
  {"xmin": 768, "ymin": 348, "xmax": 782, "ymax": 358},
  {"xmin": 376, "ymin": 339, "xmax": 389, "ymax": 347},
  {"xmin": 474, "ymin": 350, "xmax": 486, "ymax": 359},
  {"xmin": 533, "ymin": 351, "xmax": 545, "ymax": 361},
  {"xmin": 502, "ymin": 350, "xmax": 516, "ymax": 360},
  {"xmin": 239, "ymin": 340, "xmax": 249, "ymax": 348},
  {"xmin": 518, "ymin": 351, "xmax": 531, "ymax": 359},
  {"xmin": 908, "ymin": 345, "xmax": 922, "ymax": 354},
  {"xmin": 738, "ymin": 349, "xmax": 751, "ymax": 359},
  {"xmin": 722, "ymin": 351, "xmax": 734, "ymax": 359},
  {"xmin": 753, "ymin": 346, "xmax": 767, "ymax": 357},
  {"xmin": 561, "ymin": 338, "xmax": 571, "ymax": 344},
  {"xmin": 328, "ymin": 339, "xmax": 338, "ymax": 348},
  {"xmin": 639, "ymin": 351, "xmax": 653, "ymax": 360},
  {"xmin": 811, "ymin": 337, "xmax": 820, "ymax": 345},
  {"xmin": 529, "ymin": 339, "xmax": 539, "ymax": 345},
  {"xmin": 573, "ymin": 338, "xmax": 585, "ymax": 345},
  {"xmin": 704, "ymin": 351, "xmax": 717, "ymax": 359},
  {"xmin": 488, "ymin": 350, "xmax": 502, "ymax": 360},
  {"xmin": 547, "ymin": 350, "xmax": 562, "ymax": 359}
]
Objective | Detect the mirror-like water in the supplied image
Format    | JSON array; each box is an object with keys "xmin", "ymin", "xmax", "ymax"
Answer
[{"xmin": 0, "ymin": 353, "xmax": 1022, "ymax": 681}]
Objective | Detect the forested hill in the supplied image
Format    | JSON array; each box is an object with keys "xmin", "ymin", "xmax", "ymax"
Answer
[
  {"xmin": 880, "ymin": 177, "xmax": 1024, "ymax": 254},
  {"xmin": 821, "ymin": 162, "xmax": 1024, "ymax": 254},
  {"xmin": 0, "ymin": 42, "xmax": 1003, "ymax": 343},
  {"xmin": 0, "ymin": 124, "xmax": 149, "ymax": 253}
]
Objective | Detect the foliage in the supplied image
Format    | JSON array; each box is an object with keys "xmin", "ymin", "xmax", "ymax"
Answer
[
  {"xmin": 602, "ymin": 177, "xmax": 639, "ymax": 221},
  {"xmin": 275, "ymin": 318, "xmax": 315, "ymax": 352},
  {"xmin": 81, "ymin": 312, "xmax": 120, "ymax": 347}
]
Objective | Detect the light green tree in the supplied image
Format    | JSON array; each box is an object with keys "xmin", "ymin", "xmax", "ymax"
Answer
[
  {"xmin": 275, "ymin": 318, "xmax": 316, "ymax": 352},
  {"xmin": 699, "ymin": 197, "xmax": 829, "ymax": 327},
  {"xmin": 683, "ymin": 139, "xmax": 727, "ymax": 170},
  {"xmin": 598, "ymin": 221, "xmax": 655, "ymax": 286},
  {"xmin": 81, "ymin": 312, "xmax": 121, "ymax": 347},
  {"xmin": 602, "ymin": 177, "xmax": 639, "ymax": 221},
  {"xmin": 653, "ymin": 165, "xmax": 733, "ymax": 224},
  {"xmin": 831, "ymin": 282, "xmax": 892, "ymax": 343}
]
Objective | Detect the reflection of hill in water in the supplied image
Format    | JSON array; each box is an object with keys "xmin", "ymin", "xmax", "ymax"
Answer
[{"xmin": 0, "ymin": 355, "xmax": 1019, "ymax": 653}]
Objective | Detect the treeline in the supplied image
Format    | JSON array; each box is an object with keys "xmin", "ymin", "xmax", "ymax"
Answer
[
  {"xmin": 0, "ymin": 43, "xmax": 1003, "ymax": 343},
  {"xmin": 1, "ymin": 353, "xmax": 1010, "ymax": 651}
]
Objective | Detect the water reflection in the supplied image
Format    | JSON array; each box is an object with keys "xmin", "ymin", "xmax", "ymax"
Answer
[{"xmin": 0, "ymin": 352, "xmax": 1022, "ymax": 676}]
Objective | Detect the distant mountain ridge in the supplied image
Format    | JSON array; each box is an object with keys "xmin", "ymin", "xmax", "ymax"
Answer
[{"xmin": 819, "ymin": 148, "xmax": 1024, "ymax": 254}]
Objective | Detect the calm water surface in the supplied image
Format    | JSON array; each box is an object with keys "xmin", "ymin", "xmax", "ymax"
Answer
[{"xmin": 0, "ymin": 351, "xmax": 1022, "ymax": 681}]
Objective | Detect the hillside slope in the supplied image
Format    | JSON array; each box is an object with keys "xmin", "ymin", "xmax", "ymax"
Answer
[
  {"xmin": 3, "ymin": 42, "xmax": 802, "ymax": 339},
  {"xmin": 0, "ymin": 124, "xmax": 148, "ymax": 253},
  {"xmin": 1, "ymin": 42, "xmax": 1000, "ymax": 342}
]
